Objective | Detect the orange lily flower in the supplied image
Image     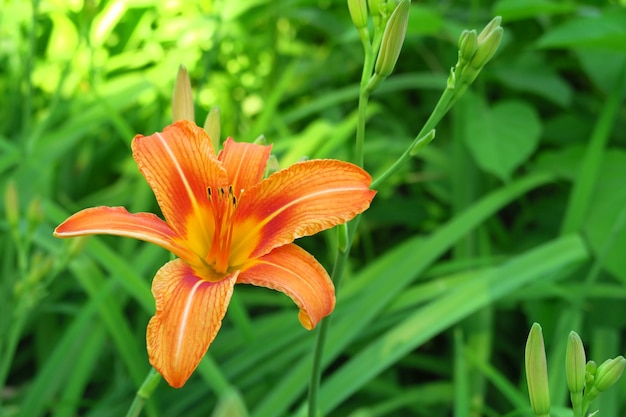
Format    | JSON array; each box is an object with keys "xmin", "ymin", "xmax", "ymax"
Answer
[{"xmin": 54, "ymin": 120, "xmax": 375, "ymax": 388}]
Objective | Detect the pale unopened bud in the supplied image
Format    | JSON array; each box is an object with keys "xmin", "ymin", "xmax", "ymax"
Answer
[
  {"xmin": 566, "ymin": 331, "xmax": 586, "ymax": 394},
  {"xmin": 525, "ymin": 323, "xmax": 550, "ymax": 416},
  {"xmin": 458, "ymin": 29, "xmax": 478, "ymax": 63},
  {"xmin": 367, "ymin": 0, "xmax": 382, "ymax": 17},
  {"xmin": 477, "ymin": 16, "xmax": 502, "ymax": 44},
  {"xmin": 172, "ymin": 65, "xmax": 195, "ymax": 122},
  {"xmin": 586, "ymin": 360, "xmax": 597, "ymax": 386},
  {"xmin": 203, "ymin": 106, "xmax": 221, "ymax": 150},
  {"xmin": 211, "ymin": 388, "xmax": 248, "ymax": 417},
  {"xmin": 348, "ymin": 0, "xmax": 368, "ymax": 30},
  {"xmin": 264, "ymin": 154, "xmax": 280, "ymax": 178},
  {"xmin": 374, "ymin": 0, "xmax": 410, "ymax": 78},
  {"xmin": 4, "ymin": 180, "xmax": 19, "ymax": 229},
  {"xmin": 409, "ymin": 129, "xmax": 435, "ymax": 156},
  {"xmin": 594, "ymin": 356, "xmax": 626, "ymax": 392},
  {"xmin": 26, "ymin": 197, "xmax": 43, "ymax": 236},
  {"xmin": 470, "ymin": 25, "xmax": 503, "ymax": 69},
  {"xmin": 253, "ymin": 134, "xmax": 266, "ymax": 145}
]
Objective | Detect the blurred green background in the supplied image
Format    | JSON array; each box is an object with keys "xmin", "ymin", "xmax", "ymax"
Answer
[{"xmin": 2, "ymin": 0, "xmax": 626, "ymax": 416}]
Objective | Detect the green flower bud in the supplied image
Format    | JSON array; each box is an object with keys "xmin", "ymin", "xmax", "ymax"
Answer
[
  {"xmin": 264, "ymin": 154, "xmax": 280, "ymax": 178},
  {"xmin": 374, "ymin": 0, "xmax": 410, "ymax": 78},
  {"xmin": 458, "ymin": 29, "xmax": 478, "ymax": 64},
  {"xmin": 367, "ymin": 0, "xmax": 382, "ymax": 17},
  {"xmin": 586, "ymin": 360, "xmax": 597, "ymax": 385},
  {"xmin": 477, "ymin": 16, "xmax": 502, "ymax": 44},
  {"xmin": 203, "ymin": 106, "xmax": 221, "ymax": 150},
  {"xmin": 470, "ymin": 25, "xmax": 503, "ymax": 69},
  {"xmin": 26, "ymin": 197, "xmax": 43, "ymax": 236},
  {"xmin": 566, "ymin": 331, "xmax": 586, "ymax": 394},
  {"xmin": 594, "ymin": 356, "xmax": 626, "ymax": 392},
  {"xmin": 4, "ymin": 180, "xmax": 19, "ymax": 230},
  {"xmin": 211, "ymin": 388, "xmax": 248, "ymax": 417},
  {"xmin": 409, "ymin": 129, "xmax": 435, "ymax": 156},
  {"xmin": 525, "ymin": 323, "xmax": 551, "ymax": 417},
  {"xmin": 348, "ymin": 0, "xmax": 368, "ymax": 30},
  {"xmin": 172, "ymin": 65, "xmax": 195, "ymax": 122}
]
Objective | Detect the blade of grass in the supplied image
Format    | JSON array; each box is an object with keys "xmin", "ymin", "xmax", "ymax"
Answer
[
  {"xmin": 560, "ymin": 64, "xmax": 626, "ymax": 234},
  {"xmin": 19, "ymin": 281, "xmax": 113, "ymax": 417},
  {"xmin": 52, "ymin": 325, "xmax": 107, "ymax": 417},
  {"xmin": 312, "ymin": 234, "xmax": 588, "ymax": 414}
]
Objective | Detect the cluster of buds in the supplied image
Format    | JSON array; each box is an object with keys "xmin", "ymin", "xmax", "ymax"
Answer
[
  {"xmin": 525, "ymin": 323, "xmax": 626, "ymax": 417},
  {"xmin": 347, "ymin": 0, "xmax": 411, "ymax": 92},
  {"xmin": 448, "ymin": 16, "xmax": 503, "ymax": 97}
]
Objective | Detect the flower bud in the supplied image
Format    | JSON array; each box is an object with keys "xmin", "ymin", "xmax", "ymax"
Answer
[
  {"xmin": 4, "ymin": 180, "xmax": 19, "ymax": 230},
  {"xmin": 594, "ymin": 356, "xmax": 626, "ymax": 392},
  {"xmin": 409, "ymin": 129, "xmax": 435, "ymax": 156},
  {"xmin": 585, "ymin": 360, "xmax": 597, "ymax": 385},
  {"xmin": 373, "ymin": 0, "xmax": 410, "ymax": 78},
  {"xmin": 477, "ymin": 16, "xmax": 502, "ymax": 44},
  {"xmin": 172, "ymin": 65, "xmax": 194, "ymax": 122},
  {"xmin": 264, "ymin": 154, "xmax": 280, "ymax": 178},
  {"xmin": 26, "ymin": 197, "xmax": 43, "ymax": 236},
  {"xmin": 458, "ymin": 29, "xmax": 478, "ymax": 64},
  {"xmin": 211, "ymin": 388, "xmax": 247, "ymax": 417},
  {"xmin": 348, "ymin": 0, "xmax": 368, "ymax": 30},
  {"xmin": 565, "ymin": 331, "xmax": 586, "ymax": 394},
  {"xmin": 367, "ymin": 0, "xmax": 382, "ymax": 18},
  {"xmin": 525, "ymin": 323, "xmax": 551, "ymax": 416},
  {"xmin": 203, "ymin": 106, "xmax": 221, "ymax": 150},
  {"xmin": 470, "ymin": 25, "xmax": 503, "ymax": 69}
]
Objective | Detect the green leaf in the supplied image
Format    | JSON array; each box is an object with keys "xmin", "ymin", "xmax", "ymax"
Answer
[
  {"xmin": 314, "ymin": 234, "xmax": 588, "ymax": 414},
  {"xmin": 491, "ymin": 52, "xmax": 573, "ymax": 107},
  {"xmin": 536, "ymin": 9, "xmax": 626, "ymax": 52},
  {"xmin": 493, "ymin": 0, "xmax": 576, "ymax": 22},
  {"xmin": 463, "ymin": 96, "xmax": 542, "ymax": 182}
]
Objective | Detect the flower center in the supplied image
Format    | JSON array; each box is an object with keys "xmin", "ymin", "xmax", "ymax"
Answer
[{"xmin": 205, "ymin": 185, "xmax": 238, "ymax": 274}]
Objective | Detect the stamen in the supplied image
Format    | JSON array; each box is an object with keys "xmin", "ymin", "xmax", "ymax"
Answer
[{"xmin": 205, "ymin": 184, "xmax": 239, "ymax": 274}]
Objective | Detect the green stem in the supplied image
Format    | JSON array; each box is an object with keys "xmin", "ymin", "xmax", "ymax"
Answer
[
  {"xmin": 355, "ymin": 29, "xmax": 374, "ymax": 168},
  {"xmin": 307, "ymin": 22, "xmax": 376, "ymax": 417},
  {"xmin": 370, "ymin": 82, "xmax": 462, "ymax": 189},
  {"xmin": 125, "ymin": 367, "xmax": 162, "ymax": 417},
  {"xmin": 306, "ymin": 245, "xmax": 349, "ymax": 417}
]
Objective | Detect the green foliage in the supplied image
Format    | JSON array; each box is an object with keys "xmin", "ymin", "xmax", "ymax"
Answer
[{"xmin": 2, "ymin": 0, "xmax": 626, "ymax": 416}]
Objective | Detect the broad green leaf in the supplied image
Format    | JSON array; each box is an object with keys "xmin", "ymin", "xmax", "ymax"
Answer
[
  {"xmin": 493, "ymin": 0, "xmax": 576, "ymax": 21},
  {"xmin": 464, "ymin": 96, "xmax": 542, "ymax": 182},
  {"xmin": 491, "ymin": 52, "xmax": 573, "ymax": 107},
  {"xmin": 536, "ymin": 9, "xmax": 626, "ymax": 52}
]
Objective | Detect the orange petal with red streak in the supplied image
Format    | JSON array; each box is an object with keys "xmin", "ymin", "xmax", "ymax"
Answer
[
  {"xmin": 146, "ymin": 259, "xmax": 237, "ymax": 388},
  {"xmin": 218, "ymin": 137, "xmax": 271, "ymax": 198},
  {"xmin": 132, "ymin": 120, "xmax": 228, "ymax": 243},
  {"xmin": 53, "ymin": 206, "xmax": 194, "ymax": 261},
  {"xmin": 237, "ymin": 244, "xmax": 335, "ymax": 329},
  {"xmin": 230, "ymin": 159, "xmax": 376, "ymax": 262}
]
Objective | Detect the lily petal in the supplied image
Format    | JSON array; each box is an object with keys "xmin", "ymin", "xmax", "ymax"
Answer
[
  {"xmin": 132, "ymin": 120, "xmax": 228, "ymax": 247},
  {"xmin": 237, "ymin": 244, "xmax": 335, "ymax": 330},
  {"xmin": 218, "ymin": 137, "xmax": 271, "ymax": 198},
  {"xmin": 230, "ymin": 159, "xmax": 376, "ymax": 262},
  {"xmin": 53, "ymin": 206, "xmax": 194, "ymax": 260},
  {"xmin": 146, "ymin": 259, "xmax": 238, "ymax": 388}
]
